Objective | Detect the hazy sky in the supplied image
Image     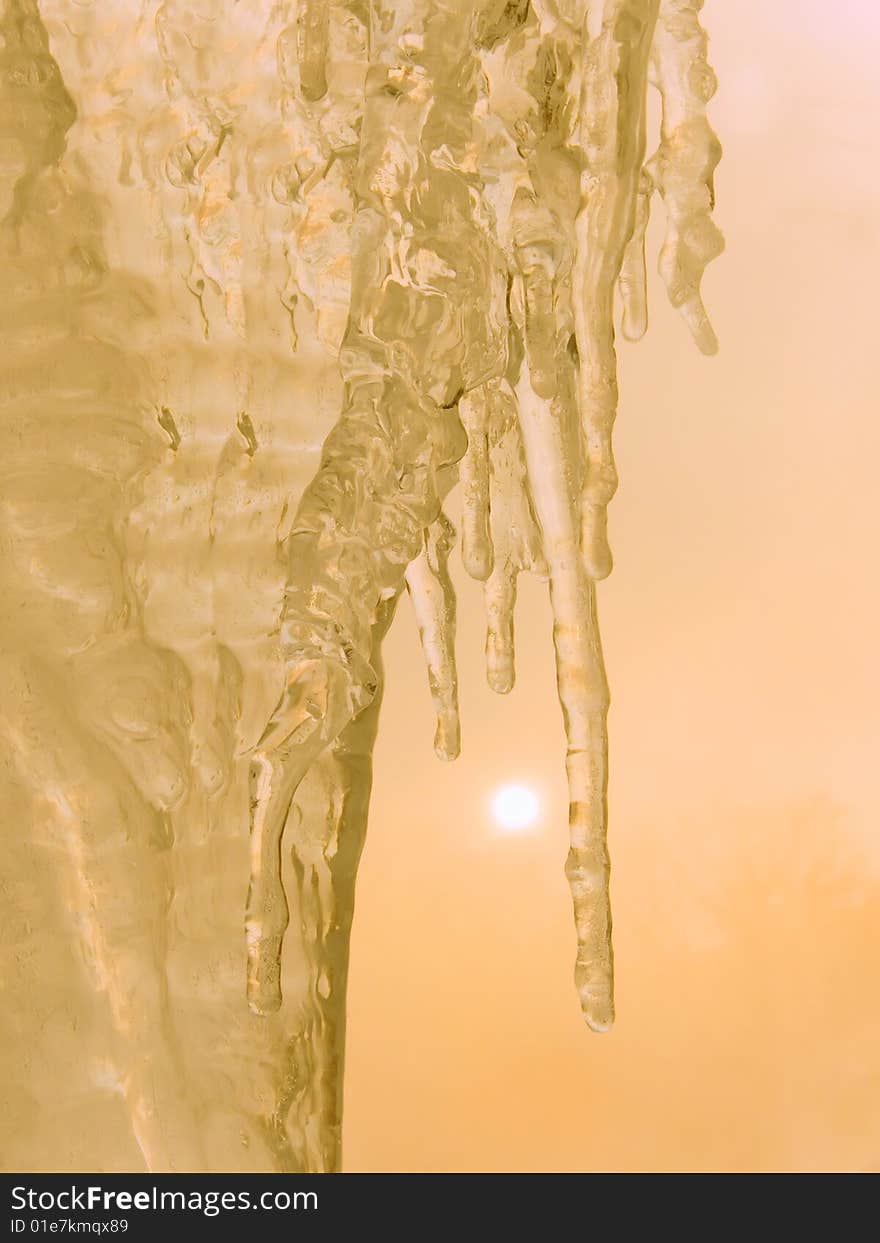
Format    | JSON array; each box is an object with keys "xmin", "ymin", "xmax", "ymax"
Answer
[{"xmin": 343, "ymin": 0, "xmax": 880, "ymax": 1172}]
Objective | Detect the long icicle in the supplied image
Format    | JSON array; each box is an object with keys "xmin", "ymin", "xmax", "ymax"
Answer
[
  {"xmin": 574, "ymin": 0, "xmax": 659, "ymax": 581},
  {"xmin": 651, "ymin": 0, "xmax": 724, "ymax": 353},
  {"xmin": 515, "ymin": 363, "xmax": 614, "ymax": 1032}
]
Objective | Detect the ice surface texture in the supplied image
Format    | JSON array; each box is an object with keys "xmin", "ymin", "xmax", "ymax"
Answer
[{"xmin": 0, "ymin": 0, "xmax": 721, "ymax": 1170}]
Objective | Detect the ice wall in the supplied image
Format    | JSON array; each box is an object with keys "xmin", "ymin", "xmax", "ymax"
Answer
[{"xmin": 0, "ymin": 0, "xmax": 721, "ymax": 1171}]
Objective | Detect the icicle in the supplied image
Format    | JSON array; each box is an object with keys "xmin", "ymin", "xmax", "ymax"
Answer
[
  {"xmin": 246, "ymin": 645, "xmax": 374, "ymax": 1015},
  {"xmin": 482, "ymin": 382, "xmax": 545, "ymax": 695},
  {"xmin": 651, "ymin": 0, "xmax": 724, "ymax": 354},
  {"xmin": 618, "ymin": 164, "xmax": 653, "ymax": 342},
  {"xmin": 514, "ymin": 365, "xmax": 614, "ymax": 1032},
  {"xmin": 485, "ymin": 566, "xmax": 517, "ymax": 695},
  {"xmin": 282, "ymin": 597, "xmax": 397, "ymax": 1171},
  {"xmin": 459, "ymin": 372, "xmax": 547, "ymax": 696},
  {"xmin": 405, "ymin": 514, "xmax": 461, "ymax": 761},
  {"xmin": 459, "ymin": 388, "xmax": 494, "ymax": 583},
  {"xmin": 573, "ymin": 0, "xmax": 659, "ymax": 581}
]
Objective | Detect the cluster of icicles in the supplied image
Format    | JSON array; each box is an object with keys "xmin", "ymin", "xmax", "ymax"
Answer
[{"xmin": 247, "ymin": 0, "xmax": 723, "ymax": 1034}]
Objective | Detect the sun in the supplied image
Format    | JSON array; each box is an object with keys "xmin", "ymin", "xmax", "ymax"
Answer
[{"xmin": 491, "ymin": 784, "xmax": 540, "ymax": 832}]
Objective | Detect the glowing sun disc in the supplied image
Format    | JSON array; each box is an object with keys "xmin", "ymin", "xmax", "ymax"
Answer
[{"xmin": 491, "ymin": 784, "xmax": 540, "ymax": 832}]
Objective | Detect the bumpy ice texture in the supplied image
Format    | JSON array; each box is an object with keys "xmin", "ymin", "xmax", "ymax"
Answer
[{"xmin": 0, "ymin": 0, "xmax": 721, "ymax": 1171}]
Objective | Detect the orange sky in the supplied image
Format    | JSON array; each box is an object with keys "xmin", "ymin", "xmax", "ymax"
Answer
[{"xmin": 343, "ymin": 0, "xmax": 880, "ymax": 1172}]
